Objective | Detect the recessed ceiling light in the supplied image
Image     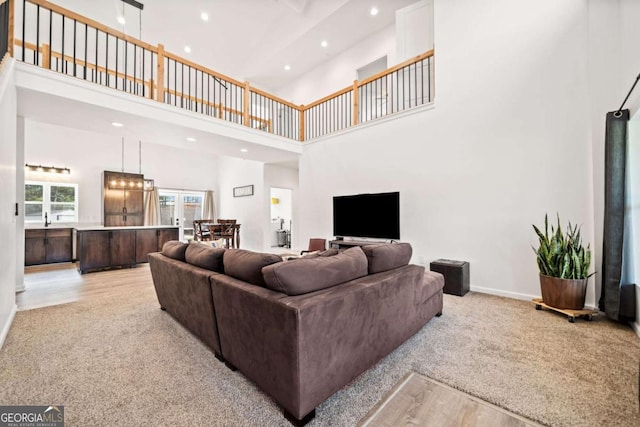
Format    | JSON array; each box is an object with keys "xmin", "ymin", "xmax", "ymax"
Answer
[
  {"xmin": 284, "ymin": 64, "xmax": 291, "ymax": 71},
  {"xmin": 200, "ymin": 12, "xmax": 209, "ymax": 21},
  {"xmin": 240, "ymin": 148, "xmax": 248, "ymax": 153},
  {"xmin": 184, "ymin": 46, "xmax": 192, "ymax": 53},
  {"xmin": 320, "ymin": 40, "xmax": 328, "ymax": 48},
  {"xmin": 186, "ymin": 137, "xmax": 196, "ymax": 142},
  {"xmin": 117, "ymin": 16, "xmax": 126, "ymax": 25},
  {"xmin": 370, "ymin": 7, "xmax": 379, "ymax": 16},
  {"xmin": 112, "ymin": 122, "xmax": 124, "ymax": 127}
]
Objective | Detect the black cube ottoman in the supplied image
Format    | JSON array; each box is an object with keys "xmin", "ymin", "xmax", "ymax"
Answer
[{"xmin": 430, "ymin": 259, "xmax": 470, "ymax": 296}]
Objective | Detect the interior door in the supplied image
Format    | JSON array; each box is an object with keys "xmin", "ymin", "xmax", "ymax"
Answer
[{"xmin": 158, "ymin": 190, "xmax": 204, "ymax": 241}]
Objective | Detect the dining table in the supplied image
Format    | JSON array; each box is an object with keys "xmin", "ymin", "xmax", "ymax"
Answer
[{"xmin": 204, "ymin": 223, "xmax": 241, "ymax": 248}]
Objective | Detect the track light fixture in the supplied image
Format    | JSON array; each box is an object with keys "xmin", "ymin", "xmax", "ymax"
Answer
[{"xmin": 25, "ymin": 164, "xmax": 71, "ymax": 174}]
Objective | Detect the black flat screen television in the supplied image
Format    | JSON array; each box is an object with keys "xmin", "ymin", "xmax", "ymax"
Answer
[{"xmin": 333, "ymin": 192, "xmax": 400, "ymax": 240}]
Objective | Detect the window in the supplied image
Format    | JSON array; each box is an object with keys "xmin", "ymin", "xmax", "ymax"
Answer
[{"xmin": 25, "ymin": 181, "xmax": 79, "ymax": 223}]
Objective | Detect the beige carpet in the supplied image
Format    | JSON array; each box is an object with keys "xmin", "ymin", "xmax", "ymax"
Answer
[{"xmin": 1, "ymin": 271, "xmax": 639, "ymax": 426}]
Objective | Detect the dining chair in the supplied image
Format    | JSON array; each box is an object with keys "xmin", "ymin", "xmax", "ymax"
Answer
[
  {"xmin": 217, "ymin": 219, "xmax": 237, "ymax": 248},
  {"xmin": 301, "ymin": 238, "xmax": 326, "ymax": 255},
  {"xmin": 193, "ymin": 219, "xmax": 214, "ymax": 241}
]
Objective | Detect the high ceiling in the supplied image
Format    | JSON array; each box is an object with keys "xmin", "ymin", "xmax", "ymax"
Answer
[{"xmin": 48, "ymin": 0, "xmax": 417, "ymax": 92}]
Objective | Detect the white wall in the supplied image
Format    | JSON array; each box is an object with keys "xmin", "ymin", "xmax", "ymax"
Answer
[
  {"xmin": 216, "ymin": 156, "xmax": 265, "ymax": 251},
  {"xmin": 15, "ymin": 117, "xmax": 25, "ymax": 292},
  {"xmin": 276, "ymin": 25, "xmax": 397, "ymax": 106},
  {"xmin": 396, "ymin": 0, "xmax": 434, "ymax": 62},
  {"xmin": 24, "ymin": 121, "xmax": 219, "ymax": 225},
  {"xmin": 264, "ymin": 164, "xmax": 299, "ymax": 251},
  {"xmin": 298, "ymin": 0, "xmax": 598, "ymax": 303},
  {"xmin": 0, "ymin": 59, "xmax": 18, "ymax": 348}
]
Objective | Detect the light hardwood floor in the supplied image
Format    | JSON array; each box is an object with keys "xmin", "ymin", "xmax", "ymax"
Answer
[
  {"xmin": 18, "ymin": 262, "xmax": 153, "ymax": 311},
  {"xmin": 359, "ymin": 372, "xmax": 541, "ymax": 427}
]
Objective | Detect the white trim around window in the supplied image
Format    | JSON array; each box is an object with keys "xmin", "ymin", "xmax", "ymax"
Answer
[{"xmin": 25, "ymin": 181, "xmax": 79, "ymax": 223}]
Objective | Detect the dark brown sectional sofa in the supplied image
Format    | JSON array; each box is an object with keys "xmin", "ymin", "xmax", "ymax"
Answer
[{"xmin": 148, "ymin": 241, "xmax": 444, "ymax": 426}]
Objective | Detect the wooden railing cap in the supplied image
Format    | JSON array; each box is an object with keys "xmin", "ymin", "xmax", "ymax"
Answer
[{"xmin": 11, "ymin": 0, "xmax": 434, "ymax": 142}]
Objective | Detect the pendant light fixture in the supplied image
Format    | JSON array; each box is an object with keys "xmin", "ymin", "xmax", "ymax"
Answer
[
  {"xmin": 139, "ymin": 140, "xmax": 154, "ymax": 191},
  {"xmin": 107, "ymin": 137, "xmax": 146, "ymax": 190}
]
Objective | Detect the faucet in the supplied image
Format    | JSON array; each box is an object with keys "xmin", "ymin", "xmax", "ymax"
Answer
[{"xmin": 44, "ymin": 212, "xmax": 51, "ymax": 227}]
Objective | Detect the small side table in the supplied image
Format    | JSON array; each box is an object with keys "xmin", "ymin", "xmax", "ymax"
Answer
[{"xmin": 430, "ymin": 259, "xmax": 470, "ymax": 296}]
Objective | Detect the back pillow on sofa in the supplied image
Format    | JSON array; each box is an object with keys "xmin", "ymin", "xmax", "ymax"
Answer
[
  {"xmin": 185, "ymin": 243, "xmax": 225, "ymax": 272},
  {"xmin": 224, "ymin": 249, "xmax": 282, "ymax": 287},
  {"xmin": 361, "ymin": 243, "xmax": 412, "ymax": 274},
  {"xmin": 318, "ymin": 248, "xmax": 339, "ymax": 257},
  {"xmin": 162, "ymin": 241, "xmax": 188, "ymax": 261},
  {"xmin": 299, "ymin": 248, "xmax": 339, "ymax": 260},
  {"xmin": 262, "ymin": 246, "xmax": 368, "ymax": 296}
]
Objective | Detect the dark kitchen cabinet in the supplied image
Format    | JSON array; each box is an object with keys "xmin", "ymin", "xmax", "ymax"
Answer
[
  {"xmin": 109, "ymin": 230, "xmax": 136, "ymax": 267},
  {"xmin": 76, "ymin": 230, "xmax": 112, "ymax": 272},
  {"xmin": 135, "ymin": 228, "xmax": 180, "ymax": 263},
  {"xmin": 77, "ymin": 229, "xmax": 135, "ymax": 273},
  {"xmin": 77, "ymin": 227, "xmax": 179, "ymax": 273},
  {"xmin": 103, "ymin": 171, "xmax": 144, "ymax": 227},
  {"xmin": 135, "ymin": 229, "xmax": 158, "ymax": 264},
  {"xmin": 158, "ymin": 228, "xmax": 179, "ymax": 251},
  {"xmin": 25, "ymin": 228, "xmax": 73, "ymax": 266}
]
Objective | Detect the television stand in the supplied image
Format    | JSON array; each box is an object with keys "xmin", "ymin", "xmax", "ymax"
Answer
[{"xmin": 330, "ymin": 239, "xmax": 389, "ymax": 250}]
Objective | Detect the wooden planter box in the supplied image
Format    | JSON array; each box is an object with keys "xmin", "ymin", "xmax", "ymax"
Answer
[{"xmin": 539, "ymin": 274, "xmax": 587, "ymax": 310}]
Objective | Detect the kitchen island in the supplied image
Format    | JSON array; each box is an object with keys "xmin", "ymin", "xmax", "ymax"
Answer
[{"xmin": 75, "ymin": 225, "xmax": 179, "ymax": 274}]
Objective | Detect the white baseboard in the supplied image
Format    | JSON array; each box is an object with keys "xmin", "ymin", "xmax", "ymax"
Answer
[
  {"xmin": 0, "ymin": 304, "xmax": 18, "ymax": 350},
  {"xmin": 470, "ymin": 285, "xmax": 539, "ymax": 302},
  {"xmin": 470, "ymin": 285, "xmax": 599, "ymax": 310}
]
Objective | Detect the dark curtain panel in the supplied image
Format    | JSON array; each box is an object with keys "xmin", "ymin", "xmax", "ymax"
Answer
[
  {"xmin": 0, "ymin": 1, "xmax": 8, "ymax": 59},
  {"xmin": 600, "ymin": 109, "xmax": 636, "ymax": 321}
]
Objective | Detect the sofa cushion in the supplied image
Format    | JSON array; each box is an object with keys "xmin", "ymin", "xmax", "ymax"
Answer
[
  {"xmin": 262, "ymin": 246, "xmax": 368, "ymax": 296},
  {"xmin": 193, "ymin": 238, "xmax": 226, "ymax": 249},
  {"xmin": 318, "ymin": 248, "xmax": 339, "ymax": 257},
  {"xmin": 361, "ymin": 243, "xmax": 412, "ymax": 274},
  {"xmin": 162, "ymin": 240, "xmax": 188, "ymax": 261},
  {"xmin": 224, "ymin": 249, "xmax": 282, "ymax": 287},
  {"xmin": 301, "ymin": 248, "xmax": 339, "ymax": 260},
  {"xmin": 185, "ymin": 243, "xmax": 225, "ymax": 272}
]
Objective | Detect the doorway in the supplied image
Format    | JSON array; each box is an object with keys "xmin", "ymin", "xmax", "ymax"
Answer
[
  {"xmin": 158, "ymin": 190, "xmax": 204, "ymax": 241},
  {"xmin": 270, "ymin": 187, "xmax": 292, "ymax": 248},
  {"xmin": 357, "ymin": 56, "xmax": 389, "ymax": 122}
]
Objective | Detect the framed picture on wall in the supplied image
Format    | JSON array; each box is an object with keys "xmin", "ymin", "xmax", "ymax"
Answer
[{"xmin": 233, "ymin": 185, "xmax": 254, "ymax": 197}]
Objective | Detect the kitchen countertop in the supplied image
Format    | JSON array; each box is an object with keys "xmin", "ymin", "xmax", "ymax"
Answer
[{"xmin": 25, "ymin": 224, "xmax": 79, "ymax": 230}]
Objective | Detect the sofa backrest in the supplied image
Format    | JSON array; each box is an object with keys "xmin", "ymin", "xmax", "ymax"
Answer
[
  {"xmin": 223, "ymin": 249, "xmax": 282, "ymax": 287},
  {"xmin": 185, "ymin": 242, "xmax": 225, "ymax": 273},
  {"xmin": 262, "ymin": 246, "xmax": 368, "ymax": 296},
  {"xmin": 162, "ymin": 240, "xmax": 188, "ymax": 261},
  {"xmin": 361, "ymin": 243, "xmax": 412, "ymax": 274}
]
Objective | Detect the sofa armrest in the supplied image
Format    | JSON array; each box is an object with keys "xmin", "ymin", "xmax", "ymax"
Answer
[
  {"xmin": 211, "ymin": 264, "xmax": 442, "ymax": 419},
  {"xmin": 149, "ymin": 253, "xmax": 223, "ymax": 355}
]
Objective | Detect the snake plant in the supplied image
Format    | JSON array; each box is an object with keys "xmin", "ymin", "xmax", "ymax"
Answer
[{"xmin": 532, "ymin": 214, "xmax": 593, "ymax": 280}]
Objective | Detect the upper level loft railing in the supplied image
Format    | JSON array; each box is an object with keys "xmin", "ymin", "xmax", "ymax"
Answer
[
  {"xmin": 0, "ymin": 0, "xmax": 9, "ymax": 65},
  {"xmin": 7, "ymin": 0, "xmax": 433, "ymax": 142},
  {"xmin": 302, "ymin": 51, "xmax": 434, "ymax": 140}
]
